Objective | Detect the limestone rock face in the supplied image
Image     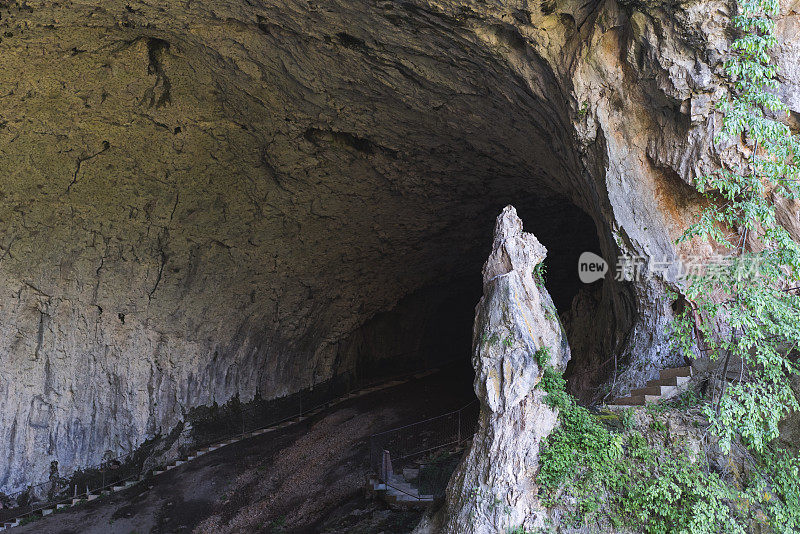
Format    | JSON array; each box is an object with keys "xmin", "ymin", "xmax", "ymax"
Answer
[
  {"xmin": 415, "ymin": 206, "xmax": 569, "ymax": 533},
  {"xmin": 0, "ymin": 0, "xmax": 798, "ymax": 494}
]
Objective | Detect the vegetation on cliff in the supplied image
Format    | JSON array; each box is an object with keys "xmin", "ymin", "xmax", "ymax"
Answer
[
  {"xmin": 531, "ymin": 0, "xmax": 800, "ymax": 531},
  {"xmin": 536, "ymin": 369, "xmax": 799, "ymax": 533},
  {"xmin": 673, "ymin": 0, "xmax": 800, "ymax": 455}
]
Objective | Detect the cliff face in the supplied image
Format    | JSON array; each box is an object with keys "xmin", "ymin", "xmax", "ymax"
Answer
[
  {"xmin": 0, "ymin": 0, "xmax": 798, "ymax": 493},
  {"xmin": 415, "ymin": 206, "xmax": 570, "ymax": 533}
]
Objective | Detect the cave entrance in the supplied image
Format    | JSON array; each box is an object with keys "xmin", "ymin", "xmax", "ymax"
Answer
[
  {"xmin": 335, "ymin": 192, "xmax": 609, "ymax": 406},
  {"xmin": 270, "ymin": 20, "xmax": 631, "ymax": 405},
  {"xmin": 204, "ymin": 4, "xmax": 638, "ymax": 410}
]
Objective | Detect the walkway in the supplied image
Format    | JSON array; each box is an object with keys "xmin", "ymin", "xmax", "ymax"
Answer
[{"xmin": 6, "ymin": 364, "xmax": 475, "ymax": 533}]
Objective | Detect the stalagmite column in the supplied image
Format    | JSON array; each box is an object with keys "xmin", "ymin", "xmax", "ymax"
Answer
[{"xmin": 416, "ymin": 205, "xmax": 570, "ymax": 533}]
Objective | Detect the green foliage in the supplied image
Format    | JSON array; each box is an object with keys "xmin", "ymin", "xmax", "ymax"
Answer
[
  {"xmin": 749, "ymin": 448, "xmax": 800, "ymax": 533},
  {"xmin": 481, "ymin": 332, "xmax": 501, "ymax": 346},
  {"xmin": 538, "ymin": 367, "xmax": 743, "ymax": 533},
  {"xmin": 533, "ymin": 262, "xmax": 546, "ymax": 287},
  {"xmin": 646, "ymin": 390, "xmax": 702, "ymax": 415},
  {"xmin": 708, "ymin": 379, "xmax": 798, "ymax": 452},
  {"xmin": 540, "ymin": 366, "xmax": 570, "ymax": 410},
  {"xmin": 672, "ymin": 253, "xmax": 800, "ymax": 452},
  {"xmin": 620, "ymin": 454, "xmax": 742, "ymax": 534},
  {"xmin": 649, "ymin": 419, "xmax": 667, "ymax": 432},
  {"xmin": 619, "ymin": 408, "xmax": 636, "ymax": 430},
  {"xmin": 671, "ymin": 0, "xmax": 800, "ymax": 455},
  {"xmin": 538, "ymin": 368, "xmax": 800, "ymax": 533},
  {"xmin": 481, "ymin": 331, "xmax": 515, "ymax": 349},
  {"xmin": 533, "ymin": 346, "xmax": 551, "ymax": 367},
  {"xmin": 538, "ymin": 391, "xmax": 626, "ymax": 516},
  {"xmin": 543, "ymin": 302, "xmax": 559, "ymax": 322}
]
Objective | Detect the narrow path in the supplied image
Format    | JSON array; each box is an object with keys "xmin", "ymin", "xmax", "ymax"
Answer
[{"xmin": 12, "ymin": 364, "xmax": 475, "ymax": 534}]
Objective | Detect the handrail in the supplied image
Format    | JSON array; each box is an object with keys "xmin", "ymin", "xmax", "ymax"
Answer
[
  {"xmin": 369, "ymin": 398, "xmax": 480, "ymax": 501},
  {"xmin": 384, "ymin": 478, "xmax": 427, "ymax": 500},
  {"xmin": 369, "ymin": 399, "xmax": 478, "ymax": 438},
  {"xmin": 0, "ymin": 357, "xmax": 461, "ymax": 526}
]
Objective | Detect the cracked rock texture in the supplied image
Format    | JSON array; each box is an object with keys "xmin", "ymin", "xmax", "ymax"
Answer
[
  {"xmin": 0, "ymin": 0, "xmax": 798, "ymax": 493},
  {"xmin": 415, "ymin": 206, "xmax": 570, "ymax": 533}
]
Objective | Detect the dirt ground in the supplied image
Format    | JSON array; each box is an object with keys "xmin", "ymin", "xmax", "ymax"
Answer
[{"xmin": 12, "ymin": 364, "xmax": 475, "ymax": 534}]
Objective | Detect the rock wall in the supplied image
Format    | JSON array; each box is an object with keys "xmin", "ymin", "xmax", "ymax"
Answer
[
  {"xmin": 415, "ymin": 206, "xmax": 570, "ymax": 533},
  {"xmin": 1, "ymin": 0, "xmax": 798, "ymax": 493},
  {"xmin": 0, "ymin": 0, "xmax": 583, "ymax": 491}
]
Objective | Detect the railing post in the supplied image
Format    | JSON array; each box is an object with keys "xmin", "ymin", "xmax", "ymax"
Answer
[
  {"xmin": 381, "ymin": 450, "xmax": 393, "ymax": 482},
  {"xmin": 457, "ymin": 409, "xmax": 462, "ymax": 444}
]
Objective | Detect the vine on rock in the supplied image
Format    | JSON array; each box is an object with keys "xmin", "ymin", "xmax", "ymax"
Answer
[
  {"xmin": 533, "ymin": 0, "xmax": 800, "ymax": 531},
  {"xmin": 672, "ymin": 0, "xmax": 800, "ymax": 453}
]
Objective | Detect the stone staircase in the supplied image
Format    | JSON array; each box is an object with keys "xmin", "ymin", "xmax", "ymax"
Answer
[
  {"xmin": 610, "ymin": 366, "xmax": 692, "ymax": 406},
  {"xmin": 368, "ymin": 467, "xmax": 433, "ymax": 508}
]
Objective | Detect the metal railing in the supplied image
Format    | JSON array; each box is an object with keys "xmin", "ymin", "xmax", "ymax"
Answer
[
  {"xmin": 0, "ymin": 355, "xmax": 458, "ymax": 526},
  {"xmin": 369, "ymin": 400, "xmax": 479, "ymax": 500},
  {"xmin": 0, "ymin": 446, "xmax": 149, "ymax": 526},
  {"xmin": 416, "ymin": 452, "xmax": 465, "ymax": 499}
]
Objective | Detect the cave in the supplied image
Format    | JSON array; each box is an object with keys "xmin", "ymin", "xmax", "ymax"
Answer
[
  {"xmin": 4, "ymin": 0, "xmax": 799, "ymax": 530},
  {"xmin": 0, "ymin": 0, "xmax": 695, "ymax": 510},
  {"xmin": 342, "ymin": 195, "xmax": 608, "ymax": 394}
]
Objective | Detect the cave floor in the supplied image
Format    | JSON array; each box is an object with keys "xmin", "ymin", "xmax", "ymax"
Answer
[{"xmin": 13, "ymin": 364, "xmax": 474, "ymax": 534}]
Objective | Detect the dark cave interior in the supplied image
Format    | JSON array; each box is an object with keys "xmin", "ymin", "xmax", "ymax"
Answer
[{"xmin": 341, "ymin": 193, "xmax": 608, "ymax": 405}]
